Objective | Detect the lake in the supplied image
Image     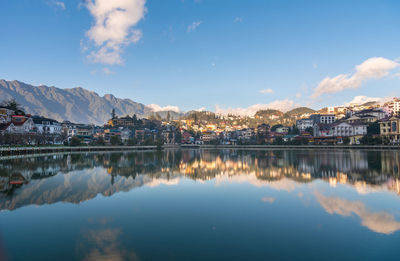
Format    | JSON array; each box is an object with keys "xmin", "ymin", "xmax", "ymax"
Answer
[{"xmin": 0, "ymin": 149, "xmax": 399, "ymax": 260}]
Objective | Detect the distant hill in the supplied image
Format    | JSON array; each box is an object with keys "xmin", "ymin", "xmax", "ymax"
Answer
[
  {"xmin": 284, "ymin": 107, "xmax": 316, "ymax": 118},
  {"xmin": 255, "ymin": 109, "xmax": 284, "ymax": 118},
  {"xmin": 0, "ymin": 79, "xmax": 175, "ymax": 125}
]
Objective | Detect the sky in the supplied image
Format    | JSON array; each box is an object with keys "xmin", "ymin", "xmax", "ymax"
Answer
[{"xmin": 1, "ymin": 0, "xmax": 400, "ymax": 115}]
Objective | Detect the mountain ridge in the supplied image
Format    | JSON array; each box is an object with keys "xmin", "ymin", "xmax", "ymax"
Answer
[{"xmin": 0, "ymin": 79, "xmax": 157, "ymax": 125}]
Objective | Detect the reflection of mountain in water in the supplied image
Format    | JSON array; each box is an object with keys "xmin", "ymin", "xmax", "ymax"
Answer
[{"xmin": 0, "ymin": 149, "xmax": 399, "ymax": 211}]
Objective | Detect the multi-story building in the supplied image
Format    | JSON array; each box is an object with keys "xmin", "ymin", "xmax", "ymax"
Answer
[
  {"xmin": 355, "ymin": 108, "xmax": 386, "ymax": 120},
  {"xmin": 32, "ymin": 116, "xmax": 62, "ymax": 135},
  {"xmin": 310, "ymin": 114, "xmax": 336, "ymax": 124},
  {"xmin": 345, "ymin": 115, "xmax": 377, "ymax": 124},
  {"xmin": 387, "ymin": 98, "xmax": 400, "ymax": 115},
  {"xmin": 11, "ymin": 115, "xmax": 34, "ymax": 133},
  {"xmin": 62, "ymin": 121, "xmax": 78, "ymax": 137},
  {"xmin": 76, "ymin": 125, "xmax": 94, "ymax": 136},
  {"xmin": 380, "ymin": 116, "xmax": 400, "ymax": 143},
  {"xmin": 201, "ymin": 131, "xmax": 217, "ymax": 143},
  {"xmin": 296, "ymin": 118, "xmax": 313, "ymax": 131},
  {"xmin": 275, "ymin": 126, "xmax": 289, "ymax": 134},
  {"xmin": 332, "ymin": 122, "xmax": 367, "ymax": 144},
  {"xmin": 0, "ymin": 108, "xmax": 14, "ymax": 123},
  {"xmin": 108, "ymin": 116, "xmax": 136, "ymax": 127}
]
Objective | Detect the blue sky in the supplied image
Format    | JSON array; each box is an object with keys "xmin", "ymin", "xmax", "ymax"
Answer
[{"xmin": 1, "ymin": 0, "xmax": 400, "ymax": 114}]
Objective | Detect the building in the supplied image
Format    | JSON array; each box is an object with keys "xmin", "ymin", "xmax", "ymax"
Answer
[
  {"xmin": 355, "ymin": 108, "xmax": 386, "ymax": 120},
  {"xmin": 0, "ymin": 108, "xmax": 14, "ymax": 123},
  {"xmin": 345, "ymin": 115, "xmax": 377, "ymax": 124},
  {"xmin": 32, "ymin": 116, "xmax": 62, "ymax": 135},
  {"xmin": 120, "ymin": 128, "xmax": 131, "ymax": 143},
  {"xmin": 241, "ymin": 128, "xmax": 255, "ymax": 140},
  {"xmin": 181, "ymin": 132, "xmax": 194, "ymax": 144},
  {"xmin": 108, "ymin": 115, "xmax": 136, "ymax": 127},
  {"xmin": 76, "ymin": 125, "xmax": 93, "ymax": 136},
  {"xmin": 257, "ymin": 124, "xmax": 270, "ymax": 135},
  {"xmin": 313, "ymin": 123, "xmax": 333, "ymax": 137},
  {"xmin": 103, "ymin": 128, "xmax": 121, "ymax": 143},
  {"xmin": 275, "ymin": 126, "xmax": 289, "ymax": 134},
  {"xmin": 201, "ymin": 131, "xmax": 217, "ymax": 143},
  {"xmin": 380, "ymin": 116, "xmax": 400, "ymax": 144},
  {"xmin": 62, "ymin": 121, "xmax": 78, "ymax": 137},
  {"xmin": 310, "ymin": 114, "xmax": 336, "ymax": 124},
  {"xmin": 332, "ymin": 122, "xmax": 367, "ymax": 144},
  {"xmin": 296, "ymin": 118, "xmax": 313, "ymax": 131},
  {"xmin": 8, "ymin": 115, "xmax": 34, "ymax": 133},
  {"xmin": 387, "ymin": 98, "xmax": 400, "ymax": 115}
]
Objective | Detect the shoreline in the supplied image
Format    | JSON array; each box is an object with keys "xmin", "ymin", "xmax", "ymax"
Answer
[{"xmin": 0, "ymin": 144, "xmax": 399, "ymax": 159}]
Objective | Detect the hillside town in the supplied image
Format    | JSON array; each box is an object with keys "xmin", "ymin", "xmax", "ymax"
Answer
[{"xmin": 1, "ymin": 98, "xmax": 400, "ymax": 146}]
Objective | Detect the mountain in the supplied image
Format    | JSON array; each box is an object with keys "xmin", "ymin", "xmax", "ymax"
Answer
[
  {"xmin": 254, "ymin": 109, "xmax": 284, "ymax": 118},
  {"xmin": 284, "ymin": 107, "xmax": 316, "ymax": 118},
  {"xmin": 0, "ymin": 79, "xmax": 158, "ymax": 125}
]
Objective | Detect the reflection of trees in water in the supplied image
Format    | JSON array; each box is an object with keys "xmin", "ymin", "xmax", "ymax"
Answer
[{"xmin": 0, "ymin": 150, "xmax": 399, "ymax": 205}]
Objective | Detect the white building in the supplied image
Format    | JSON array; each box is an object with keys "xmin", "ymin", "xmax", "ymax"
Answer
[
  {"xmin": 276, "ymin": 126, "xmax": 289, "ymax": 134},
  {"xmin": 332, "ymin": 122, "xmax": 367, "ymax": 137},
  {"xmin": 310, "ymin": 114, "xmax": 336, "ymax": 124},
  {"xmin": 0, "ymin": 108, "xmax": 14, "ymax": 123},
  {"xmin": 355, "ymin": 108, "xmax": 386, "ymax": 120},
  {"xmin": 296, "ymin": 118, "xmax": 313, "ymax": 131},
  {"xmin": 388, "ymin": 98, "xmax": 400, "ymax": 115},
  {"xmin": 2, "ymin": 116, "xmax": 35, "ymax": 133},
  {"xmin": 32, "ymin": 117, "xmax": 62, "ymax": 135}
]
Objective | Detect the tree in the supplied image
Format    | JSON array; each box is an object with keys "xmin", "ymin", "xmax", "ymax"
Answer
[
  {"xmin": 110, "ymin": 135, "xmax": 122, "ymax": 146},
  {"xmin": 273, "ymin": 137, "xmax": 284, "ymax": 145},
  {"xmin": 127, "ymin": 138, "xmax": 138, "ymax": 146},
  {"xmin": 166, "ymin": 111, "xmax": 171, "ymax": 122},
  {"xmin": 96, "ymin": 136, "xmax": 105, "ymax": 146},
  {"xmin": 1, "ymin": 99, "xmax": 25, "ymax": 115},
  {"xmin": 175, "ymin": 130, "xmax": 182, "ymax": 144},
  {"xmin": 133, "ymin": 114, "xmax": 138, "ymax": 124},
  {"xmin": 343, "ymin": 137, "xmax": 350, "ymax": 145},
  {"xmin": 367, "ymin": 122, "xmax": 380, "ymax": 135},
  {"xmin": 289, "ymin": 125, "xmax": 300, "ymax": 135},
  {"xmin": 304, "ymin": 127, "xmax": 314, "ymax": 135},
  {"xmin": 70, "ymin": 136, "xmax": 82, "ymax": 146},
  {"xmin": 111, "ymin": 108, "xmax": 116, "ymax": 119}
]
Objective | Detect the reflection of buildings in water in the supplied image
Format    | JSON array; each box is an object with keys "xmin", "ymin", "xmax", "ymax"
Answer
[
  {"xmin": 381, "ymin": 151, "xmax": 400, "ymax": 177},
  {"xmin": 1, "ymin": 150, "xmax": 400, "ymax": 211}
]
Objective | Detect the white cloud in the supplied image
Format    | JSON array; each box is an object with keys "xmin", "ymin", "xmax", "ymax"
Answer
[
  {"xmin": 234, "ymin": 17, "xmax": 243, "ymax": 23},
  {"xmin": 102, "ymin": 68, "xmax": 114, "ymax": 75},
  {"xmin": 146, "ymin": 177, "xmax": 180, "ymax": 187},
  {"xmin": 394, "ymin": 72, "xmax": 400, "ymax": 78},
  {"xmin": 147, "ymin": 104, "xmax": 181, "ymax": 113},
  {"xmin": 344, "ymin": 95, "xmax": 392, "ymax": 106},
  {"xmin": 259, "ymin": 88, "xmax": 274, "ymax": 94},
  {"xmin": 295, "ymin": 93, "xmax": 302, "ymax": 99},
  {"xmin": 215, "ymin": 99, "xmax": 297, "ymax": 116},
  {"xmin": 54, "ymin": 1, "xmax": 65, "ymax": 9},
  {"xmin": 195, "ymin": 107, "xmax": 206, "ymax": 112},
  {"xmin": 48, "ymin": 1, "xmax": 65, "ymax": 10},
  {"xmin": 261, "ymin": 197, "xmax": 276, "ymax": 203},
  {"xmin": 312, "ymin": 57, "xmax": 399, "ymax": 98},
  {"xmin": 187, "ymin": 21, "xmax": 202, "ymax": 32},
  {"xmin": 84, "ymin": 0, "xmax": 147, "ymax": 65},
  {"xmin": 315, "ymin": 192, "xmax": 400, "ymax": 234},
  {"xmin": 215, "ymin": 174, "xmax": 298, "ymax": 192}
]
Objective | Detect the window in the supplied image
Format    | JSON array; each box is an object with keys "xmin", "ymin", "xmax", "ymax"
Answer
[{"xmin": 392, "ymin": 121, "xmax": 397, "ymax": 132}]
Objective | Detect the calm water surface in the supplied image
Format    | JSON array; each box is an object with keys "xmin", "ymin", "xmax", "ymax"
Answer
[{"xmin": 0, "ymin": 149, "xmax": 399, "ymax": 260}]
